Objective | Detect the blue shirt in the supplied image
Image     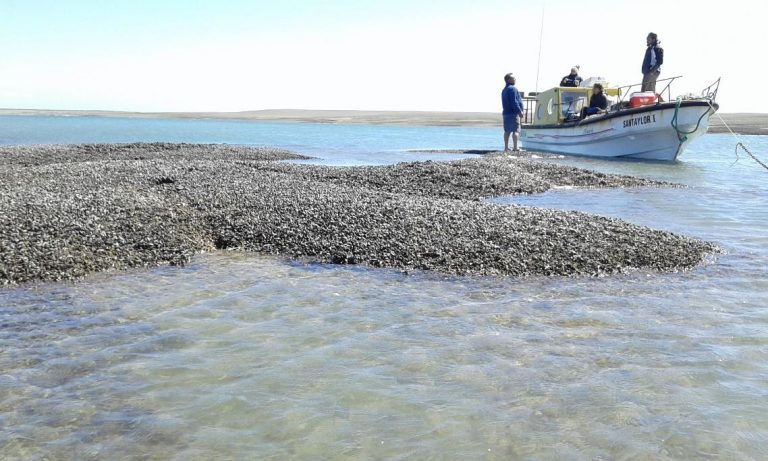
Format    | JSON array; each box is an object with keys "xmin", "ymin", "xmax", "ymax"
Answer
[{"xmin": 501, "ymin": 84, "xmax": 524, "ymax": 115}]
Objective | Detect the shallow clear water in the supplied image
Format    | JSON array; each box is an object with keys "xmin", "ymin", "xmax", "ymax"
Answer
[
  {"xmin": 0, "ymin": 115, "xmax": 495, "ymax": 165},
  {"xmin": 1, "ymin": 116, "xmax": 767, "ymax": 459}
]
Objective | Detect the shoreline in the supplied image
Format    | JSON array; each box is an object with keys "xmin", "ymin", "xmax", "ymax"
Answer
[
  {"xmin": 1, "ymin": 108, "xmax": 766, "ymax": 135},
  {"xmin": 0, "ymin": 143, "xmax": 718, "ymax": 285}
]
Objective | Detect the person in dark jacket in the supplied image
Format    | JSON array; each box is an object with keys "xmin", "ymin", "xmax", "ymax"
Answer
[
  {"xmin": 560, "ymin": 66, "xmax": 582, "ymax": 87},
  {"xmin": 501, "ymin": 73, "xmax": 525, "ymax": 152},
  {"xmin": 583, "ymin": 83, "xmax": 608, "ymax": 117},
  {"xmin": 641, "ymin": 32, "xmax": 664, "ymax": 92}
]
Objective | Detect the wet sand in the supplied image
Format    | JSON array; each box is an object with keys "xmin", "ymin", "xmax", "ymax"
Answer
[
  {"xmin": 706, "ymin": 113, "xmax": 768, "ymax": 135},
  {"xmin": 1, "ymin": 109, "xmax": 766, "ymax": 134},
  {"xmin": 0, "ymin": 143, "xmax": 718, "ymax": 285}
]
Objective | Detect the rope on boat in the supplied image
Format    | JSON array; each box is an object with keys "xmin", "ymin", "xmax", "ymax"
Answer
[
  {"xmin": 670, "ymin": 97, "xmax": 715, "ymax": 159},
  {"xmin": 670, "ymin": 98, "xmax": 710, "ymax": 143},
  {"xmin": 705, "ymin": 100, "xmax": 768, "ymax": 172}
]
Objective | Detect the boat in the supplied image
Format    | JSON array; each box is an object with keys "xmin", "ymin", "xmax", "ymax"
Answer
[{"xmin": 520, "ymin": 76, "xmax": 720, "ymax": 161}]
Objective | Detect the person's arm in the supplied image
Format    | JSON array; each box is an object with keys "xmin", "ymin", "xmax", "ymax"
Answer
[
  {"xmin": 502, "ymin": 88, "xmax": 512, "ymax": 113},
  {"xmin": 598, "ymin": 95, "xmax": 608, "ymax": 110},
  {"xmin": 654, "ymin": 47, "xmax": 664, "ymax": 70},
  {"xmin": 516, "ymin": 89, "xmax": 524, "ymax": 116},
  {"xmin": 642, "ymin": 48, "xmax": 650, "ymax": 74}
]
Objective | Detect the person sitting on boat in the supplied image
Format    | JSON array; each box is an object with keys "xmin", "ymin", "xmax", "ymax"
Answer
[
  {"xmin": 560, "ymin": 66, "xmax": 582, "ymax": 87},
  {"xmin": 582, "ymin": 83, "xmax": 608, "ymax": 117}
]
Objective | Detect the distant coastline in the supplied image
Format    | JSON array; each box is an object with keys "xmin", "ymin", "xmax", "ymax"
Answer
[{"xmin": 1, "ymin": 108, "xmax": 766, "ymax": 135}]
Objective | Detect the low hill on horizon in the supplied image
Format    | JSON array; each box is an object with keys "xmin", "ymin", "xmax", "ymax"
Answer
[{"xmin": 1, "ymin": 108, "xmax": 765, "ymax": 134}]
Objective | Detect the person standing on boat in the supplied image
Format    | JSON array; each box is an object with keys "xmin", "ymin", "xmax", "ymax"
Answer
[
  {"xmin": 560, "ymin": 66, "xmax": 582, "ymax": 87},
  {"xmin": 501, "ymin": 73, "xmax": 525, "ymax": 152},
  {"xmin": 641, "ymin": 32, "xmax": 664, "ymax": 92}
]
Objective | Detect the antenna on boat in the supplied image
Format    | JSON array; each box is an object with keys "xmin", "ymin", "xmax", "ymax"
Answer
[{"xmin": 534, "ymin": 2, "xmax": 545, "ymax": 93}]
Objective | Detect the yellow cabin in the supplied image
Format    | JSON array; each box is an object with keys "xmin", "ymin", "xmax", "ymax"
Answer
[{"xmin": 529, "ymin": 86, "xmax": 621, "ymax": 126}]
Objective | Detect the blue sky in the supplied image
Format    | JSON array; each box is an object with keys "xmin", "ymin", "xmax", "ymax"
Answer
[{"xmin": 1, "ymin": 0, "xmax": 762, "ymax": 113}]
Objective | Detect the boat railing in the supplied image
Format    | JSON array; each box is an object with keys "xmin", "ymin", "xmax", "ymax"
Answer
[
  {"xmin": 522, "ymin": 76, "xmax": 720, "ymax": 124},
  {"xmin": 701, "ymin": 77, "xmax": 721, "ymax": 102},
  {"xmin": 615, "ymin": 75, "xmax": 683, "ymax": 107},
  {"xmin": 612, "ymin": 75, "xmax": 720, "ymax": 112},
  {"xmin": 522, "ymin": 93, "xmax": 537, "ymax": 125}
]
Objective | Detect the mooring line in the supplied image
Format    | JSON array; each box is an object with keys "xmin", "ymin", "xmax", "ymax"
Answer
[
  {"xmin": 707, "ymin": 100, "xmax": 768, "ymax": 172},
  {"xmin": 735, "ymin": 142, "xmax": 768, "ymax": 171}
]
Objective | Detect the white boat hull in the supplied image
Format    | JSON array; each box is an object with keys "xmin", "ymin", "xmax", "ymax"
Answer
[{"xmin": 521, "ymin": 101, "xmax": 717, "ymax": 161}]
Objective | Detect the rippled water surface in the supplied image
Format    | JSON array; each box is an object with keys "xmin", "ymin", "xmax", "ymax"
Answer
[{"xmin": 1, "ymin": 116, "xmax": 767, "ymax": 459}]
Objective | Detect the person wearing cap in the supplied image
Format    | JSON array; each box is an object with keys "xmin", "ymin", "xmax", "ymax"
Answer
[
  {"xmin": 560, "ymin": 66, "xmax": 582, "ymax": 87},
  {"xmin": 641, "ymin": 32, "xmax": 664, "ymax": 92},
  {"xmin": 501, "ymin": 73, "xmax": 524, "ymax": 152}
]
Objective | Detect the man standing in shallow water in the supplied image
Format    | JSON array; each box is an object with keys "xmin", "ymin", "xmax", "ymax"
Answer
[{"xmin": 501, "ymin": 73, "xmax": 524, "ymax": 152}]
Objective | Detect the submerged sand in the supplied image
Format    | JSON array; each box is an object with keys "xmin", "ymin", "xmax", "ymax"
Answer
[{"xmin": 0, "ymin": 143, "xmax": 718, "ymax": 285}]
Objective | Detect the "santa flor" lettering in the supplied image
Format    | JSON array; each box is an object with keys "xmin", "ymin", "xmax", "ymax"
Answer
[{"xmin": 623, "ymin": 114, "xmax": 657, "ymax": 128}]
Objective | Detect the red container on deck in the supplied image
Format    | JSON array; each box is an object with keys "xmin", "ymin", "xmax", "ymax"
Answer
[{"xmin": 629, "ymin": 91, "xmax": 657, "ymax": 108}]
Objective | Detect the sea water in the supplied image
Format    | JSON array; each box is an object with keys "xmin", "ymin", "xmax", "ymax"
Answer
[{"xmin": 1, "ymin": 116, "xmax": 767, "ymax": 459}]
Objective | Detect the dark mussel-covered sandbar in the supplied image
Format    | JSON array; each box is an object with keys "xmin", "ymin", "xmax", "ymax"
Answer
[{"xmin": 0, "ymin": 143, "xmax": 718, "ymax": 284}]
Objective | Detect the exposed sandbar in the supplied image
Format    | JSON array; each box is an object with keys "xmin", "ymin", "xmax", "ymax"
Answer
[{"xmin": 0, "ymin": 143, "xmax": 717, "ymax": 284}]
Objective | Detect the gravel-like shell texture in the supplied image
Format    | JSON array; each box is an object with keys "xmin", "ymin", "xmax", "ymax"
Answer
[{"xmin": 0, "ymin": 143, "xmax": 716, "ymax": 284}]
